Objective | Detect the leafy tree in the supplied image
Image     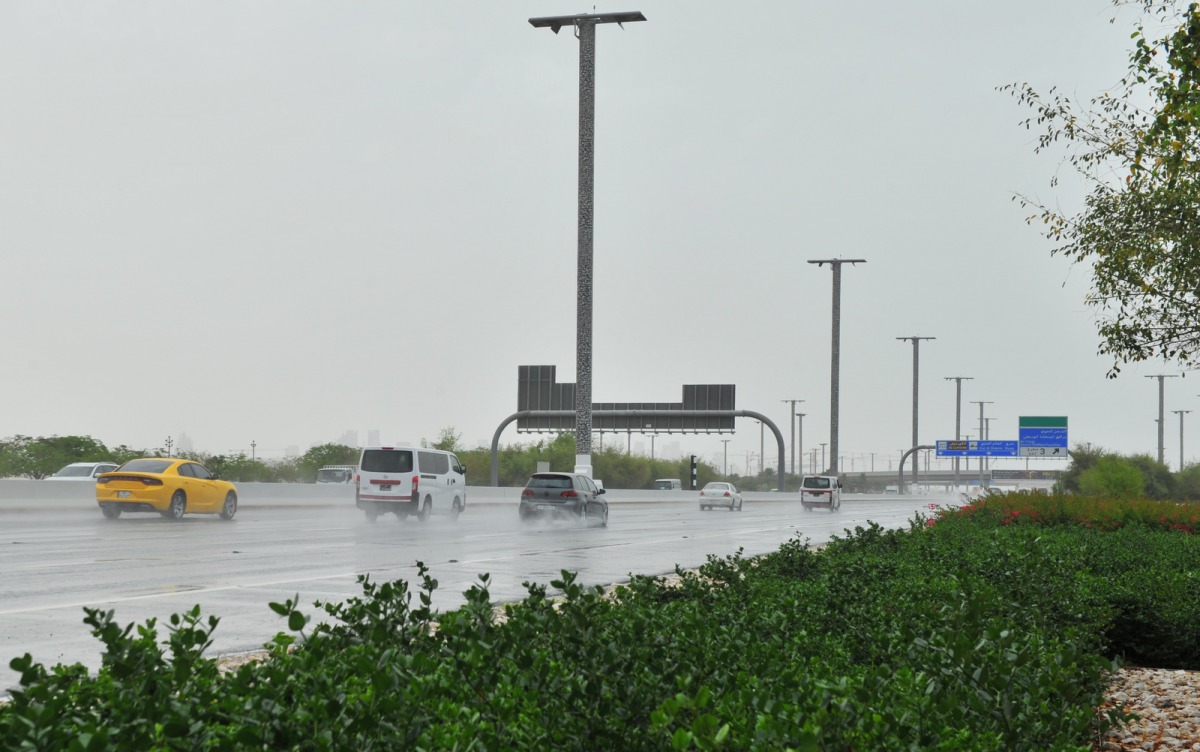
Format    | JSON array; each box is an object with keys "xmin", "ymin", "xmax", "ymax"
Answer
[
  {"xmin": 0, "ymin": 435, "xmax": 111, "ymax": 479},
  {"xmin": 296, "ymin": 444, "xmax": 359, "ymax": 481},
  {"xmin": 1078, "ymin": 455, "xmax": 1146, "ymax": 498},
  {"xmin": 1057, "ymin": 443, "xmax": 1107, "ymax": 494},
  {"xmin": 1127, "ymin": 452, "xmax": 1177, "ymax": 498},
  {"xmin": 1006, "ymin": 1, "xmax": 1200, "ymax": 374},
  {"xmin": 205, "ymin": 454, "xmax": 275, "ymax": 483},
  {"xmin": 1176, "ymin": 462, "xmax": 1200, "ymax": 499},
  {"xmin": 424, "ymin": 427, "xmax": 463, "ymax": 452}
]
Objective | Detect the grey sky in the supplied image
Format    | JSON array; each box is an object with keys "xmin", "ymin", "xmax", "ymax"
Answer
[{"xmin": 2, "ymin": 1, "xmax": 1187, "ymax": 472}]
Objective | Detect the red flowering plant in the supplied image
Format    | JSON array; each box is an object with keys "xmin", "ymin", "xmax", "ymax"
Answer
[{"xmin": 932, "ymin": 490, "xmax": 1197, "ymax": 535}]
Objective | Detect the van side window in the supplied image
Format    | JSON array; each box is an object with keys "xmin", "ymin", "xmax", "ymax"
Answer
[{"xmin": 418, "ymin": 451, "xmax": 450, "ymax": 474}]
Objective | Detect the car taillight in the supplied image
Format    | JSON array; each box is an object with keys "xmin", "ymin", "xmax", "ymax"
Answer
[
  {"xmin": 142, "ymin": 478, "xmax": 163, "ymax": 486},
  {"xmin": 521, "ymin": 488, "xmax": 534, "ymax": 497},
  {"xmin": 724, "ymin": 491, "xmax": 731, "ymax": 497},
  {"xmin": 412, "ymin": 475, "xmax": 419, "ymax": 498},
  {"xmin": 560, "ymin": 490, "xmax": 578, "ymax": 498}
]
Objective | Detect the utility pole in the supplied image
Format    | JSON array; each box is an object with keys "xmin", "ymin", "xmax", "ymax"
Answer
[
  {"xmin": 530, "ymin": 10, "xmax": 647, "ymax": 478},
  {"xmin": 251, "ymin": 440, "xmax": 257, "ymax": 461},
  {"xmin": 165, "ymin": 436, "xmax": 174, "ymax": 456},
  {"xmin": 969, "ymin": 401, "xmax": 993, "ymax": 484},
  {"xmin": 721, "ymin": 439, "xmax": 731, "ymax": 476},
  {"xmin": 819, "ymin": 442, "xmax": 827, "ymax": 473},
  {"xmin": 1144, "ymin": 375, "xmax": 1179, "ymax": 465},
  {"xmin": 944, "ymin": 376, "xmax": 973, "ymax": 488},
  {"xmin": 796, "ymin": 413, "xmax": 806, "ymax": 483},
  {"xmin": 897, "ymin": 335, "xmax": 935, "ymax": 488},
  {"xmin": 780, "ymin": 399, "xmax": 804, "ymax": 477},
  {"xmin": 758, "ymin": 421, "xmax": 764, "ymax": 475},
  {"xmin": 808, "ymin": 258, "xmax": 866, "ymax": 475},
  {"xmin": 1174, "ymin": 409, "xmax": 1191, "ymax": 470}
]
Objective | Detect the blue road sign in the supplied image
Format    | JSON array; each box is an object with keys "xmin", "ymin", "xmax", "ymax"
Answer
[
  {"xmin": 936, "ymin": 440, "xmax": 1019, "ymax": 457},
  {"xmin": 1019, "ymin": 427, "xmax": 1068, "ymax": 448}
]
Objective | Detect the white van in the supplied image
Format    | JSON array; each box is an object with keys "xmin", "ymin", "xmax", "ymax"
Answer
[
  {"xmin": 355, "ymin": 446, "xmax": 467, "ymax": 522},
  {"xmin": 654, "ymin": 478, "xmax": 683, "ymax": 490},
  {"xmin": 800, "ymin": 474, "xmax": 842, "ymax": 511}
]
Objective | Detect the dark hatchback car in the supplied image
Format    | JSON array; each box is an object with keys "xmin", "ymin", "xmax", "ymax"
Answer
[{"xmin": 519, "ymin": 472, "xmax": 608, "ymax": 527}]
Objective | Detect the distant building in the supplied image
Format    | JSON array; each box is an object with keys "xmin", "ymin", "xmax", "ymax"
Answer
[
  {"xmin": 337, "ymin": 430, "xmax": 358, "ymax": 447},
  {"xmin": 176, "ymin": 432, "xmax": 194, "ymax": 454},
  {"xmin": 367, "ymin": 429, "xmax": 380, "ymax": 447}
]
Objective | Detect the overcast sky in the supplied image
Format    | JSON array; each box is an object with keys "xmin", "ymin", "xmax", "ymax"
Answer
[{"xmin": 3, "ymin": 1, "xmax": 1192, "ymax": 474}]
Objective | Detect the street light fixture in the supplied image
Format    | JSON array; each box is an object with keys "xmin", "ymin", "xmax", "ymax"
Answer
[
  {"xmin": 808, "ymin": 258, "xmax": 866, "ymax": 475},
  {"xmin": 529, "ymin": 10, "xmax": 647, "ymax": 479},
  {"xmin": 897, "ymin": 336, "xmax": 935, "ymax": 488},
  {"xmin": 944, "ymin": 376, "xmax": 973, "ymax": 488},
  {"xmin": 1174, "ymin": 409, "xmax": 1192, "ymax": 470},
  {"xmin": 780, "ymin": 399, "xmax": 804, "ymax": 476},
  {"xmin": 1145, "ymin": 374, "xmax": 1179, "ymax": 465}
]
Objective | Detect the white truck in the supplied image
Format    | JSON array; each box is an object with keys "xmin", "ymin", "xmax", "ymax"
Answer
[{"xmin": 800, "ymin": 475, "xmax": 842, "ymax": 511}]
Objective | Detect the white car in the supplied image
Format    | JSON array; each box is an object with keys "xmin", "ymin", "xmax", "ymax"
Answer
[
  {"xmin": 699, "ymin": 482, "xmax": 743, "ymax": 511},
  {"xmin": 48, "ymin": 462, "xmax": 119, "ymax": 481}
]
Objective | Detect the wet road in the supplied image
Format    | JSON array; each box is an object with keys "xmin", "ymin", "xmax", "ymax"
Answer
[{"xmin": 0, "ymin": 494, "xmax": 951, "ymax": 695}]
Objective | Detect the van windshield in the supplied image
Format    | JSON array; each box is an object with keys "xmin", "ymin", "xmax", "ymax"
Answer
[{"xmin": 360, "ymin": 450, "xmax": 414, "ymax": 474}]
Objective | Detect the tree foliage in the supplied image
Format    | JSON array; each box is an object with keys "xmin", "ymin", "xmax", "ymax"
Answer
[
  {"xmin": 1006, "ymin": 1, "xmax": 1200, "ymax": 374},
  {"xmin": 1077, "ymin": 455, "xmax": 1147, "ymax": 497}
]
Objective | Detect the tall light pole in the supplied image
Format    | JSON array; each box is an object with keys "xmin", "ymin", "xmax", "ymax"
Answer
[
  {"xmin": 808, "ymin": 258, "xmax": 866, "ymax": 475},
  {"xmin": 819, "ymin": 442, "xmax": 827, "ymax": 473},
  {"xmin": 758, "ymin": 421, "xmax": 764, "ymax": 475},
  {"xmin": 897, "ymin": 338, "xmax": 931, "ymax": 455},
  {"xmin": 530, "ymin": 11, "xmax": 647, "ymax": 478},
  {"xmin": 251, "ymin": 440, "xmax": 257, "ymax": 461},
  {"xmin": 944, "ymin": 376, "xmax": 973, "ymax": 488},
  {"xmin": 721, "ymin": 439, "xmax": 731, "ymax": 476},
  {"xmin": 1174, "ymin": 409, "xmax": 1191, "ymax": 470},
  {"xmin": 970, "ymin": 400, "xmax": 993, "ymax": 482},
  {"xmin": 780, "ymin": 399, "xmax": 804, "ymax": 476},
  {"xmin": 796, "ymin": 413, "xmax": 806, "ymax": 483},
  {"xmin": 165, "ymin": 436, "xmax": 173, "ymax": 456},
  {"xmin": 1144, "ymin": 374, "xmax": 1179, "ymax": 465}
]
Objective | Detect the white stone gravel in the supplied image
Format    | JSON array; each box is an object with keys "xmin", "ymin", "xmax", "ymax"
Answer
[{"xmin": 1096, "ymin": 667, "xmax": 1200, "ymax": 751}]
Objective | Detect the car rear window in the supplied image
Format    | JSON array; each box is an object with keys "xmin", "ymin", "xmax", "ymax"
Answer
[
  {"xmin": 527, "ymin": 474, "xmax": 572, "ymax": 489},
  {"xmin": 361, "ymin": 449, "xmax": 414, "ymax": 473},
  {"xmin": 119, "ymin": 459, "xmax": 173, "ymax": 474},
  {"xmin": 53, "ymin": 465, "xmax": 94, "ymax": 478},
  {"xmin": 803, "ymin": 477, "xmax": 832, "ymax": 489}
]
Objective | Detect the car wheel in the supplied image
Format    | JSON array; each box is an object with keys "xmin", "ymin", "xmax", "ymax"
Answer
[
  {"xmin": 450, "ymin": 498, "xmax": 462, "ymax": 521},
  {"xmin": 364, "ymin": 506, "xmax": 379, "ymax": 522},
  {"xmin": 600, "ymin": 505, "xmax": 608, "ymax": 528},
  {"xmin": 418, "ymin": 496, "xmax": 432, "ymax": 522},
  {"xmin": 578, "ymin": 502, "xmax": 588, "ymax": 526},
  {"xmin": 219, "ymin": 492, "xmax": 238, "ymax": 521},
  {"xmin": 100, "ymin": 504, "xmax": 121, "ymax": 520},
  {"xmin": 164, "ymin": 491, "xmax": 186, "ymax": 520}
]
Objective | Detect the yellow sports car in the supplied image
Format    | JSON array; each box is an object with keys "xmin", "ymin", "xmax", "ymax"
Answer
[{"xmin": 96, "ymin": 458, "xmax": 238, "ymax": 521}]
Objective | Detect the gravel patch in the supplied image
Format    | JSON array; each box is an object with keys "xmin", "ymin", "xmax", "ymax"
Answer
[{"xmin": 1095, "ymin": 667, "xmax": 1200, "ymax": 751}]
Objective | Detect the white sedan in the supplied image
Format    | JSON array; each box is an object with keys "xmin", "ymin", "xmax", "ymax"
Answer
[{"xmin": 699, "ymin": 482, "xmax": 743, "ymax": 511}]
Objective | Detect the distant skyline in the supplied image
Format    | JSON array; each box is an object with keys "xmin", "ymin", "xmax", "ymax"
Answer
[{"xmin": 2, "ymin": 1, "xmax": 1196, "ymax": 474}]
